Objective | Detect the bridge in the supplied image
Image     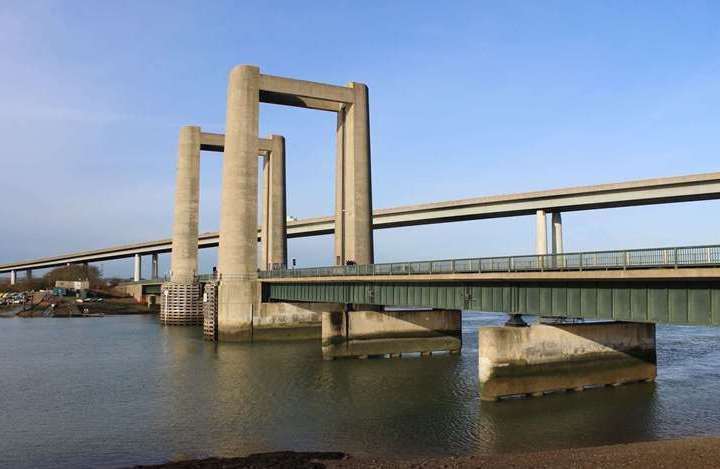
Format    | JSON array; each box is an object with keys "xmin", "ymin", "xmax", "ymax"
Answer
[
  {"xmin": 260, "ymin": 244, "xmax": 720, "ymax": 326},
  {"xmin": 4, "ymin": 64, "xmax": 718, "ymax": 401},
  {"xmin": 2, "ymin": 170, "xmax": 720, "ymax": 280}
]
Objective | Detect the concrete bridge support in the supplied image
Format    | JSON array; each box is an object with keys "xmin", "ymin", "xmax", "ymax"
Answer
[
  {"xmin": 322, "ymin": 308, "xmax": 461, "ymax": 359},
  {"xmin": 133, "ymin": 254, "xmax": 142, "ymax": 282},
  {"xmin": 551, "ymin": 212, "xmax": 563, "ymax": 254},
  {"xmin": 335, "ymin": 83, "xmax": 374, "ymax": 266},
  {"xmin": 10, "ymin": 270, "xmax": 15, "ymax": 285},
  {"xmin": 216, "ymin": 65, "xmax": 374, "ymax": 341},
  {"xmin": 261, "ymin": 135, "xmax": 288, "ymax": 270},
  {"xmin": 161, "ymin": 126, "xmax": 203, "ymax": 325},
  {"xmin": 535, "ymin": 209, "xmax": 547, "ymax": 255},
  {"xmin": 151, "ymin": 253, "xmax": 159, "ymax": 279},
  {"xmin": 477, "ymin": 322, "xmax": 656, "ymax": 401},
  {"xmin": 217, "ymin": 65, "xmax": 260, "ymax": 341}
]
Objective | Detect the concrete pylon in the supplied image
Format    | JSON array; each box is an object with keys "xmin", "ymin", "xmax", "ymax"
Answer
[
  {"xmin": 170, "ymin": 126, "xmax": 201, "ymax": 283},
  {"xmin": 261, "ymin": 135, "xmax": 287, "ymax": 270},
  {"xmin": 133, "ymin": 254, "xmax": 141, "ymax": 282},
  {"xmin": 10, "ymin": 270, "xmax": 16, "ymax": 285},
  {"xmin": 217, "ymin": 65, "xmax": 260, "ymax": 341},
  {"xmin": 334, "ymin": 83, "xmax": 374, "ymax": 265},
  {"xmin": 161, "ymin": 126, "xmax": 203, "ymax": 325},
  {"xmin": 151, "ymin": 253, "xmax": 159, "ymax": 279},
  {"xmin": 551, "ymin": 212, "xmax": 563, "ymax": 254},
  {"xmin": 535, "ymin": 209, "xmax": 548, "ymax": 255}
]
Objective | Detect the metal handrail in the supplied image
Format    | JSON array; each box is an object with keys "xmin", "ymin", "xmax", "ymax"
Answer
[{"xmin": 258, "ymin": 244, "xmax": 720, "ymax": 279}]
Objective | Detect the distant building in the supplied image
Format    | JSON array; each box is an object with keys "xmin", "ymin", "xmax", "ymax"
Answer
[{"xmin": 55, "ymin": 280, "xmax": 90, "ymax": 290}]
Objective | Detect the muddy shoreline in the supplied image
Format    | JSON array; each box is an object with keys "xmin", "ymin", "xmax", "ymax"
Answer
[{"xmin": 132, "ymin": 436, "xmax": 720, "ymax": 468}]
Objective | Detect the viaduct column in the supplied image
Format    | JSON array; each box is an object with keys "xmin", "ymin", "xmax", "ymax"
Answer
[
  {"xmin": 334, "ymin": 82, "xmax": 374, "ymax": 265},
  {"xmin": 551, "ymin": 212, "xmax": 563, "ymax": 254},
  {"xmin": 535, "ymin": 209, "xmax": 547, "ymax": 255},
  {"xmin": 151, "ymin": 253, "xmax": 159, "ymax": 279},
  {"xmin": 217, "ymin": 65, "xmax": 260, "ymax": 341},
  {"xmin": 10, "ymin": 270, "xmax": 16, "ymax": 285},
  {"xmin": 161, "ymin": 126, "xmax": 203, "ymax": 325},
  {"xmin": 261, "ymin": 135, "xmax": 287, "ymax": 270},
  {"xmin": 133, "ymin": 254, "xmax": 141, "ymax": 282}
]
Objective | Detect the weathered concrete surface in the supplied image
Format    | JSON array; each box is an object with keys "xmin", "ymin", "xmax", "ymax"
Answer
[
  {"xmin": 322, "ymin": 309, "xmax": 461, "ymax": 359},
  {"xmin": 551, "ymin": 211, "xmax": 563, "ymax": 254},
  {"xmin": 114, "ymin": 283, "xmax": 143, "ymax": 303},
  {"xmin": 260, "ymin": 135, "xmax": 287, "ymax": 270},
  {"xmin": 253, "ymin": 302, "xmax": 338, "ymax": 340},
  {"xmin": 133, "ymin": 254, "xmax": 142, "ymax": 282},
  {"xmin": 478, "ymin": 322, "xmax": 656, "ymax": 401},
  {"xmin": 217, "ymin": 65, "xmax": 260, "ymax": 341},
  {"xmin": 535, "ymin": 209, "xmax": 547, "ymax": 255},
  {"xmin": 334, "ymin": 82, "xmax": 374, "ymax": 265},
  {"xmin": 169, "ymin": 126, "xmax": 201, "ymax": 283}
]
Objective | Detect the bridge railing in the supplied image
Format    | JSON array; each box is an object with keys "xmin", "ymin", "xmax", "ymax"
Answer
[{"xmin": 258, "ymin": 244, "xmax": 720, "ymax": 279}]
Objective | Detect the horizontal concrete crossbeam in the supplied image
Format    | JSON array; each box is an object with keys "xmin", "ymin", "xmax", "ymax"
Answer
[
  {"xmin": 199, "ymin": 132, "xmax": 272, "ymax": 153},
  {"xmin": 3, "ymin": 171, "xmax": 720, "ymax": 273}
]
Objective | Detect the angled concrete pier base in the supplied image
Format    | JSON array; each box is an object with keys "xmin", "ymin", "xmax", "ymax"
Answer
[
  {"xmin": 478, "ymin": 322, "xmax": 656, "ymax": 401},
  {"xmin": 253, "ymin": 302, "xmax": 336, "ymax": 341},
  {"xmin": 322, "ymin": 309, "xmax": 461, "ymax": 359}
]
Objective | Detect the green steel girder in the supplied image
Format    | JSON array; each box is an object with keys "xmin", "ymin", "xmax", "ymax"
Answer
[{"xmin": 263, "ymin": 280, "xmax": 720, "ymax": 326}]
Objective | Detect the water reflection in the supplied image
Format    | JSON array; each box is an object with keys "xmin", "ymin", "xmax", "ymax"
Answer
[{"xmin": 0, "ymin": 314, "xmax": 719, "ymax": 468}]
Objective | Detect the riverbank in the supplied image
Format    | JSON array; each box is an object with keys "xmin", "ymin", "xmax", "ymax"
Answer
[
  {"xmin": 11, "ymin": 294, "xmax": 155, "ymax": 317},
  {"xmin": 133, "ymin": 436, "xmax": 720, "ymax": 468}
]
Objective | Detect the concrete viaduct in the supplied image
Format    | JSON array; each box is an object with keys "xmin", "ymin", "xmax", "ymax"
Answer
[
  {"xmin": 3, "ymin": 64, "xmax": 720, "ymax": 401},
  {"xmin": 2, "ymin": 171, "xmax": 720, "ymax": 278}
]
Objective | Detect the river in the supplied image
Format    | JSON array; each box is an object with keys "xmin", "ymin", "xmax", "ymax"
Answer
[{"xmin": 1, "ymin": 313, "xmax": 720, "ymax": 468}]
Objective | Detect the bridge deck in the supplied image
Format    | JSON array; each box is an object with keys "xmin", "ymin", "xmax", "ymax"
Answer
[
  {"xmin": 260, "ymin": 245, "xmax": 720, "ymax": 327},
  {"xmin": 4, "ymin": 171, "xmax": 720, "ymax": 273},
  {"xmin": 260, "ymin": 245, "xmax": 720, "ymax": 280}
]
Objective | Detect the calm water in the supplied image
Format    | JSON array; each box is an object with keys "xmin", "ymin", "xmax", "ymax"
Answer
[{"xmin": 2, "ymin": 313, "xmax": 720, "ymax": 468}]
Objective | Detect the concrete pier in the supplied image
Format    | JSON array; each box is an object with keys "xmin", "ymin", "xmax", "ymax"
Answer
[
  {"xmin": 535, "ymin": 209, "xmax": 547, "ymax": 255},
  {"xmin": 334, "ymin": 83, "xmax": 374, "ymax": 266},
  {"xmin": 261, "ymin": 135, "xmax": 287, "ymax": 270},
  {"xmin": 552, "ymin": 212, "xmax": 563, "ymax": 254},
  {"xmin": 322, "ymin": 308, "xmax": 461, "ymax": 359},
  {"xmin": 151, "ymin": 253, "xmax": 159, "ymax": 279},
  {"xmin": 161, "ymin": 126, "xmax": 203, "ymax": 325},
  {"xmin": 169, "ymin": 126, "xmax": 201, "ymax": 284},
  {"xmin": 133, "ymin": 254, "xmax": 141, "ymax": 282},
  {"xmin": 10, "ymin": 270, "xmax": 15, "ymax": 285},
  {"xmin": 254, "ymin": 302, "xmax": 331, "ymax": 340},
  {"xmin": 217, "ymin": 65, "xmax": 260, "ymax": 341},
  {"xmin": 477, "ymin": 322, "xmax": 656, "ymax": 401}
]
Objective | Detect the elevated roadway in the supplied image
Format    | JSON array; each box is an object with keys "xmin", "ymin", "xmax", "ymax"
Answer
[{"xmin": 3, "ymin": 171, "xmax": 720, "ymax": 273}]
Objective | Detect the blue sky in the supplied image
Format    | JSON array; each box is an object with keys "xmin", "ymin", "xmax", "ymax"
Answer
[{"xmin": 1, "ymin": 1, "xmax": 719, "ymax": 278}]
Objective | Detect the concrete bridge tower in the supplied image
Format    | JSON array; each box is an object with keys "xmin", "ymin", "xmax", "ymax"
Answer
[{"xmin": 216, "ymin": 65, "xmax": 374, "ymax": 341}]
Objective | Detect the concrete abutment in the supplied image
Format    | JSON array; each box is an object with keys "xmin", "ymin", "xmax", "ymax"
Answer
[{"xmin": 478, "ymin": 322, "xmax": 656, "ymax": 401}]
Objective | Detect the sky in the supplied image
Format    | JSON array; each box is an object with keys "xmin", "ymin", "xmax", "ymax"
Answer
[{"xmin": 1, "ymin": 0, "xmax": 719, "ymax": 278}]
